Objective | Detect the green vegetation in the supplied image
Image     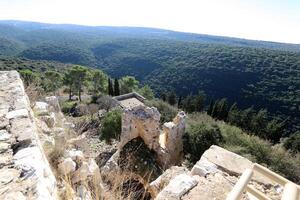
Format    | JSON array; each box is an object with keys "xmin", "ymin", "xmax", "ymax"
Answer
[
  {"xmin": 100, "ymin": 110, "xmax": 122, "ymax": 142},
  {"xmin": 145, "ymin": 99, "xmax": 178, "ymax": 123},
  {"xmin": 184, "ymin": 122, "xmax": 223, "ymax": 163},
  {"xmin": 0, "ymin": 21, "xmax": 299, "ymax": 132},
  {"xmin": 185, "ymin": 112, "xmax": 300, "ymax": 184},
  {"xmin": 284, "ymin": 131, "xmax": 300, "ymax": 153}
]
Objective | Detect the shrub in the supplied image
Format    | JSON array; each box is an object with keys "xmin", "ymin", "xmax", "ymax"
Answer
[
  {"xmin": 61, "ymin": 101, "xmax": 77, "ymax": 114},
  {"xmin": 145, "ymin": 100, "xmax": 178, "ymax": 123},
  {"xmin": 100, "ymin": 110, "xmax": 122, "ymax": 142},
  {"xmin": 284, "ymin": 131, "xmax": 300, "ymax": 153},
  {"xmin": 184, "ymin": 122, "xmax": 223, "ymax": 163}
]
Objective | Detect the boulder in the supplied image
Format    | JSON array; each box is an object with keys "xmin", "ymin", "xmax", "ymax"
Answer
[
  {"xmin": 33, "ymin": 102, "xmax": 49, "ymax": 116},
  {"xmin": 149, "ymin": 166, "xmax": 189, "ymax": 197},
  {"xmin": 156, "ymin": 174, "xmax": 198, "ymax": 200},
  {"xmin": 191, "ymin": 157, "xmax": 219, "ymax": 177},
  {"xmin": 64, "ymin": 149, "xmax": 85, "ymax": 163},
  {"xmin": 45, "ymin": 96, "xmax": 61, "ymax": 112},
  {"xmin": 40, "ymin": 112, "xmax": 56, "ymax": 128},
  {"xmin": 58, "ymin": 157, "xmax": 76, "ymax": 175}
]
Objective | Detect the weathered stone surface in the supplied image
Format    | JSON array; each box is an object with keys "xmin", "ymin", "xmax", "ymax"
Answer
[
  {"xmin": 45, "ymin": 96, "xmax": 61, "ymax": 112},
  {"xmin": 191, "ymin": 157, "xmax": 219, "ymax": 177},
  {"xmin": 77, "ymin": 185, "xmax": 93, "ymax": 200},
  {"xmin": 6, "ymin": 109, "xmax": 28, "ymax": 119},
  {"xmin": 156, "ymin": 174, "xmax": 198, "ymax": 200},
  {"xmin": 0, "ymin": 116, "xmax": 9, "ymax": 129},
  {"xmin": 119, "ymin": 105, "xmax": 186, "ymax": 168},
  {"xmin": 201, "ymin": 145, "xmax": 253, "ymax": 176},
  {"xmin": 34, "ymin": 101, "xmax": 50, "ymax": 116},
  {"xmin": 0, "ymin": 71, "xmax": 57, "ymax": 199},
  {"xmin": 64, "ymin": 149, "xmax": 85, "ymax": 162},
  {"xmin": 0, "ymin": 130, "xmax": 11, "ymax": 141},
  {"xmin": 150, "ymin": 166, "xmax": 189, "ymax": 197},
  {"xmin": 10, "ymin": 118, "xmax": 35, "ymax": 141},
  {"xmin": 182, "ymin": 173, "xmax": 235, "ymax": 200},
  {"xmin": 58, "ymin": 157, "xmax": 76, "ymax": 175},
  {"xmin": 40, "ymin": 112, "xmax": 56, "ymax": 128}
]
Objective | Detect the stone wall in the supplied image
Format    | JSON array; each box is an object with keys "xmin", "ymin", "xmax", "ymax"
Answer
[
  {"xmin": 119, "ymin": 105, "xmax": 186, "ymax": 168},
  {"xmin": 0, "ymin": 71, "xmax": 57, "ymax": 199}
]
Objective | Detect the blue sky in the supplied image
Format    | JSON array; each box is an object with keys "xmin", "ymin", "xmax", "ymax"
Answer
[{"xmin": 0, "ymin": 0, "xmax": 300, "ymax": 44}]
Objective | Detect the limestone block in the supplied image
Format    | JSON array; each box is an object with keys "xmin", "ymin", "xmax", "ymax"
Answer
[
  {"xmin": 156, "ymin": 174, "xmax": 198, "ymax": 200},
  {"xmin": 45, "ymin": 96, "xmax": 61, "ymax": 112},
  {"xmin": 0, "ymin": 130, "xmax": 11, "ymax": 141},
  {"xmin": 0, "ymin": 116, "xmax": 9, "ymax": 129},
  {"xmin": 6, "ymin": 109, "xmax": 28, "ymax": 119},
  {"xmin": 58, "ymin": 157, "xmax": 76, "ymax": 175},
  {"xmin": 34, "ymin": 102, "xmax": 50, "ymax": 116},
  {"xmin": 0, "ymin": 143, "xmax": 10, "ymax": 153},
  {"xmin": 149, "ymin": 166, "xmax": 189, "ymax": 197},
  {"xmin": 191, "ymin": 157, "xmax": 219, "ymax": 177},
  {"xmin": 10, "ymin": 118, "xmax": 35, "ymax": 141}
]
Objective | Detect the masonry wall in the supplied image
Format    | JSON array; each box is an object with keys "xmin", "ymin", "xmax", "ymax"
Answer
[{"xmin": 0, "ymin": 71, "xmax": 57, "ymax": 199}]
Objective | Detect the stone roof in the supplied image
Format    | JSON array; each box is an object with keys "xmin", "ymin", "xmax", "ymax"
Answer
[{"xmin": 113, "ymin": 92, "xmax": 146, "ymax": 109}]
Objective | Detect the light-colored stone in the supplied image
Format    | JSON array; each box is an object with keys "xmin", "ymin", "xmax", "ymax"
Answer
[
  {"xmin": 0, "ymin": 116, "xmax": 9, "ymax": 129},
  {"xmin": 45, "ymin": 96, "xmax": 61, "ymax": 112},
  {"xmin": 64, "ymin": 149, "xmax": 85, "ymax": 162},
  {"xmin": 77, "ymin": 185, "xmax": 93, "ymax": 200},
  {"xmin": 72, "ymin": 162, "xmax": 89, "ymax": 183},
  {"xmin": 0, "ymin": 143, "xmax": 10, "ymax": 153},
  {"xmin": 0, "ymin": 130, "xmax": 11, "ymax": 141},
  {"xmin": 191, "ymin": 157, "xmax": 219, "ymax": 177},
  {"xmin": 40, "ymin": 112, "xmax": 56, "ymax": 128},
  {"xmin": 156, "ymin": 174, "xmax": 198, "ymax": 200},
  {"xmin": 58, "ymin": 157, "xmax": 76, "ymax": 174},
  {"xmin": 2, "ymin": 191, "xmax": 26, "ymax": 200},
  {"xmin": 34, "ymin": 101, "xmax": 50, "ymax": 116},
  {"xmin": 6, "ymin": 109, "xmax": 28, "ymax": 119},
  {"xmin": 150, "ymin": 166, "xmax": 189, "ymax": 197}
]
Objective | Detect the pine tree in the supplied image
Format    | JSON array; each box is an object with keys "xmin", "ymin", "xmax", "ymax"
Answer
[
  {"xmin": 160, "ymin": 92, "xmax": 167, "ymax": 101},
  {"xmin": 108, "ymin": 78, "xmax": 114, "ymax": 96},
  {"xmin": 114, "ymin": 78, "xmax": 120, "ymax": 96},
  {"xmin": 177, "ymin": 96, "xmax": 183, "ymax": 108},
  {"xmin": 168, "ymin": 91, "xmax": 177, "ymax": 105},
  {"xmin": 207, "ymin": 100, "xmax": 214, "ymax": 116}
]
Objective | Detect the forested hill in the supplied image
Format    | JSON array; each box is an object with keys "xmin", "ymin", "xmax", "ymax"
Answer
[{"xmin": 0, "ymin": 20, "xmax": 299, "ymax": 132}]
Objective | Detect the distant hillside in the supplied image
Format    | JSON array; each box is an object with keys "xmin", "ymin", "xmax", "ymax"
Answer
[{"xmin": 0, "ymin": 20, "xmax": 299, "ymax": 132}]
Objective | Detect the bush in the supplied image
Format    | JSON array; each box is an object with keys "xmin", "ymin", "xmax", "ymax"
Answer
[
  {"xmin": 145, "ymin": 100, "xmax": 178, "ymax": 123},
  {"xmin": 284, "ymin": 132, "xmax": 300, "ymax": 153},
  {"xmin": 61, "ymin": 101, "xmax": 77, "ymax": 114},
  {"xmin": 184, "ymin": 122, "xmax": 223, "ymax": 163},
  {"xmin": 100, "ymin": 110, "xmax": 122, "ymax": 142}
]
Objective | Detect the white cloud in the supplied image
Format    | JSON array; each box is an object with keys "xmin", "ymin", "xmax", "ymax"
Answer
[{"xmin": 0, "ymin": 0, "xmax": 299, "ymax": 43}]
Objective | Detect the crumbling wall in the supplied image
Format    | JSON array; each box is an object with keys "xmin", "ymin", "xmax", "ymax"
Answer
[
  {"xmin": 119, "ymin": 105, "xmax": 186, "ymax": 168},
  {"xmin": 0, "ymin": 71, "xmax": 57, "ymax": 199}
]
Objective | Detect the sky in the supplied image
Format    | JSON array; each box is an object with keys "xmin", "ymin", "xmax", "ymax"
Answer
[{"xmin": 0, "ymin": 0, "xmax": 300, "ymax": 44}]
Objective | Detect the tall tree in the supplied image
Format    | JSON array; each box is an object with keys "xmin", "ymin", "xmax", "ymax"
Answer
[
  {"xmin": 92, "ymin": 70, "xmax": 106, "ymax": 94},
  {"xmin": 120, "ymin": 76, "xmax": 139, "ymax": 94},
  {"xmin": 207, "ymin": 100, "xmax": 214, "ymax": 116},
  {"xmin": 177, "ymin": 96, "xmax": 183, "ymax": 108},
  {"xmin": 44, "ymin": 71, "xmax": 62, "ymax": 95},
  {"xmin": 114, "ymin": 78, "xmax": 120, "ymax": 96},
  {"xmin": 19, "ymin": 69, "xmax": 39, "ymax": 87},
  {"xmin": 63, "ymin": 65, "xmax": 88, "ymax": 101},
  {"xmin": 194, "ymin": 91, "xmax": 206, "ymax": 112},
  {"xmin": 167, "ymin": 91, "xmax": 177, "ymax": 106},
  {"xmin": 108, "ymin": 78, "xmax": 114, "ymax": 96},
  {"xmin": 137, "ymin": 85, "xmax": 154, "ymax": 99}
]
